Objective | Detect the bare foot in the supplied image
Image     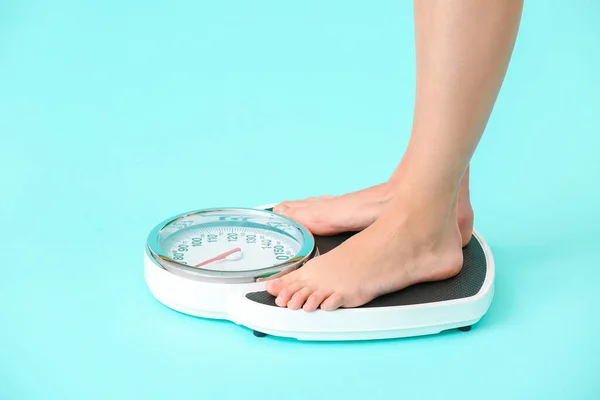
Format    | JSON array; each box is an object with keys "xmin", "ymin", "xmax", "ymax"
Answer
[
  {"xmin": 274, "ymin": 180, "xmax": 474, "ymax": 246},
  {"xmin": 266, "ymin": 195, "xmax": 464, "ymax": 311},
  {"xmin": 273, "ymin": 184, "xmax": 392, "ymax": 236}
]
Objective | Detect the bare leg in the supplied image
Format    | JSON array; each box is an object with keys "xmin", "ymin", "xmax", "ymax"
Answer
[
  {"xmin": 267, "ymin": 0, "xmax": 523, "ymax": 311},
  {"xmin": 458, "ymin": 166, "xmax": 474, "ymax": 246}
]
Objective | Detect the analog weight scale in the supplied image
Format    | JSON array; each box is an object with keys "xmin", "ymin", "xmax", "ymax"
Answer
[{"xmin": 144, "ymin": 204, "xmax": 495, "ymax": 341}]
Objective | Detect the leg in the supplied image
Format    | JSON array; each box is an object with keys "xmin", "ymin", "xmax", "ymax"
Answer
[
  {"xmin": 267, "ymin": 0, "xmax": 523, "ymax": 311},
  {"xmin": 458, "ymin": 166, "xmax": 474, "ymax": 246}
]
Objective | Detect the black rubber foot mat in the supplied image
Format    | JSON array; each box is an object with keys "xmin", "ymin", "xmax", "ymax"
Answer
[{"xmin": 246, "ymin": 232, "xmax": 488, "ymax": 308}]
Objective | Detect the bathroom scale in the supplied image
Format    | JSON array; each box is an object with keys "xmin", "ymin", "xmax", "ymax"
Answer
[{"xmin": 144, "ymin": 204, "xmax": 495, "ymax": 341}]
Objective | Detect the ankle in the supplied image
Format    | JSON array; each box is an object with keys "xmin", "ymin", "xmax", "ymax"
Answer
[
  {"xmin": 376, "ymin": 182, "xmax": 395, "ymax": 203},
  {"xmin": 389, "ymin": 183, "xmax": 457, "ymax": 224}
]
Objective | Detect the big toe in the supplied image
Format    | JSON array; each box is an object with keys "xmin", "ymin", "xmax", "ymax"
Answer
[
  {"xmin": 273, "ymin": 195, "xmax": 333, "ymax": 214},
  {"xmin": 273, "ymin": 200, "xmax": 301, "ymax": 214},
  {"xmin": 265, "ymin": 278, "xmax": 285, "ymax": 296}
]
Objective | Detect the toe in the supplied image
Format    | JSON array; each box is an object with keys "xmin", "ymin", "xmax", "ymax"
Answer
[
  {"xmin": 303, "ymin": 291, "xmax": 330, "ymax": 312},
  {"xmin": 275, "ymin": 281, "xmax": 304, "ymax": 307},
  {"xmin": 287, "ymin": 287, "xmax": 313, "ymax": 310},
  {"xmin": 321, "ymin": 293, "xmax": 345, "ymax": 311},
  {"xmin": 265, "ymin": 270, "xmax": 297, "ymax": 296},
  {"xmin": 265, "ymin": 278, "xmax": 285, "ymax": 296},
  {"xmin": 273, "ymin": 201, "xmax": 293, "ymax": 214}
]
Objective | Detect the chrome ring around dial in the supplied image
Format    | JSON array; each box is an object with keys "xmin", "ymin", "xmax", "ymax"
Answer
[{"xmin": 146, "ymin": 207, "xmax": 316, "ymax": 283}]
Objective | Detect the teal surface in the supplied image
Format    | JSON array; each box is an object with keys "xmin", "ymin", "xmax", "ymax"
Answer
[{"xmin": 1, "ymin": 1, "xmax": 599, "ymax": 399}]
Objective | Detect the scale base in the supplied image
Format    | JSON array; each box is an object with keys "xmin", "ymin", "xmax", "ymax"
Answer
[{"xmin": 253, "ymin": 324, "xmax": 475, "ymax": 339}]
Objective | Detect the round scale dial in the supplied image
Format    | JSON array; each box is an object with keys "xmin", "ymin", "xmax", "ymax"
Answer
[{"xmin": 146, "ymin": 208, "xmax": 315, "ymax": 283}]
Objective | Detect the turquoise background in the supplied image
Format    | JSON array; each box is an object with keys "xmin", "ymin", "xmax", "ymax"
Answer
[{"xmin": 1, "ymin": 1, "xmax": 599, "ymax": 399}]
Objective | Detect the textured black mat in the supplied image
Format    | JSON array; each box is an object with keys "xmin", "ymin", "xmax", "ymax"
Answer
[{"xmin": 246, "ymin": 231, "xmax": 488, "ymax": 308}]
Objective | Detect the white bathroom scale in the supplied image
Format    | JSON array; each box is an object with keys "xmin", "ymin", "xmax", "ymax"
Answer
[{"xmin": 144, "ymin": 205, "xmax": 495, "ymax": 341}]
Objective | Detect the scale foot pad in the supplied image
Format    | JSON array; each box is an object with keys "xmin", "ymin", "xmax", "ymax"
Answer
[{"xmin": 246, "ymin": 232, "xmax": 487, "ymax": 309}]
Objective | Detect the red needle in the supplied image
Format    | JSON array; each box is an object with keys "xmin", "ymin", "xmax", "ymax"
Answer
[{"xmin": 195, "ymin": 247, "xmax": 242, "ymax": 267}]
